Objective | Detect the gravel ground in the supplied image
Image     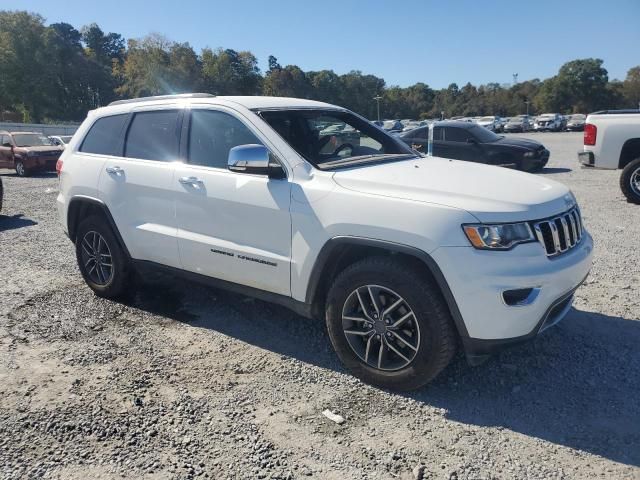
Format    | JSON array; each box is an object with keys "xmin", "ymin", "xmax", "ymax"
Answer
[{"xmin": 0, "ymin": 132, "xmax": 638, "ymax": 480}]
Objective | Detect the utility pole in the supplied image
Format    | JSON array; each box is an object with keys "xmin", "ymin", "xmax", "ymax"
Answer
[
  {"xmin": 524, "ymin": 100, "xmax": 530, "ymax": 116},
  {"xmin": 373, "ymin": 96, "xmax": 382, "ymax": 122}
]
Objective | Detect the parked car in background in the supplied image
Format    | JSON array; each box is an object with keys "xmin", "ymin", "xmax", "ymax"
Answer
[
  {"xmin": 503, "ymin": 117, "xmax": 531, "ymax": 133},
  {"xmin": 382, "ymin": 120, "xmax": 404, "ymax": 133},
  {"xmin": 565, "ymin": 114, "xmax": 586, "ymax": 131},
  {"xmin": 579, "ymin": 109, "xmax": 640, "ymax": 204},
  {"xmin": 49, "ymin": 135, "xmax": 74, "ymax": 147},
  {"xmin": 476, "ymin": 116, "xmax": 502, "ymax": 132},
  {"xmin": 57, "ymin": 93, "xmax": 592, "ymax": 390},
  {"xmin": 399, "ymin": 121, "xmax": 549, "ymax": 172},
  {"xmin": 0, "ymin": 131, "xmax": 64, "ymax": 176},
  {"xmin": 533, "ymin": 113, "xmax": 564, "ymax": 132}
]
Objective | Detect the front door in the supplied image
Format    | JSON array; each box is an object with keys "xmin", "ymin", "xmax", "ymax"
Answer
[
  {"xmin": 0, "ymin": 134, "xmax": 14, "ymax": 168},
  {"xmin": 443, "ymin": 127, "xmax": 482, "ymax": 162},
  {"xmin": 174, "ymin": 107, "xmax": 292, "ymax": 296},
  {"xmin": 98, "ymin": 108, "xmax": 183, "ymax": 268}
]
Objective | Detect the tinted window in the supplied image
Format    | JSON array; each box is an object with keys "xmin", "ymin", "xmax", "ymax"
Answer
[
  {"xmin": 188, "ymin": 110, "xmax": 263, "ymax": 169},
  {"xmin": 444, "ymin": 127, "xmax": 472, "ymax": 142},
  {"xmin": 80, "ymin": 114, "xmax": 127, "ymax": 155},
  {"xmin": 124, "ymin": 110, "xmax": 181, "ymax": 161},
  {"xmin": 433, "ymin": 126, "xmax": 444, "ymax": 141}
]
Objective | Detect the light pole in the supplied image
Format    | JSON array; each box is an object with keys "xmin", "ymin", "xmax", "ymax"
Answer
[
  {"xmin": 373, "ymin": 95, "xmax": 382, "ymax": 122},
  {"xmin": 524, "ymin": 100, "xmax": 530, "ymax": 116}
]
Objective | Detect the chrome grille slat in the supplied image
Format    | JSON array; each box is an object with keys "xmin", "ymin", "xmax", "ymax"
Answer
[{"xmin": 532, "ymin": 206, "xmax": 584, "ymax": 257}]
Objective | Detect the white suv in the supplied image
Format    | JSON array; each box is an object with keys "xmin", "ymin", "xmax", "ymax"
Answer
[{"xmin": 56, "ymin": 94, "xmax": 593, "ymax": 390}]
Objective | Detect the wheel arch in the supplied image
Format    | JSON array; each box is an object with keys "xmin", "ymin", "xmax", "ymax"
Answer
[
  {"xmin": 306, "ymin": 236, "xmax": 469, "ymax": 339},
  {"xmin": 67, "ymin": 196, "xmax": 131, "ymax": 259},
  {"xmin": 619, "ymin": 138, "xmax": 640, "ymax": 169}
]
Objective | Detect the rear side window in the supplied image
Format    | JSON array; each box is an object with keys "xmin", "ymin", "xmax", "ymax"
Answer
[
  {"xmin": 79, "ymin": 114, "xmax": 127, "ymax": 155},
  {"xmin": 444, "ymin": 127, "xmax": 472, "ymax": 142},
  {"xmin": 188, "ymin": 109, "xmax": 263, "ymax": 169},
  {"xmin": 124, "ymin": 110, "xmax": 181, "ymax": 161}
]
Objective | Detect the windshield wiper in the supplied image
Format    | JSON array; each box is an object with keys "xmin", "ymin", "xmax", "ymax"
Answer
[{"xmin": 316, "ymin": 153, "xmax": 415, "ymax": 170}]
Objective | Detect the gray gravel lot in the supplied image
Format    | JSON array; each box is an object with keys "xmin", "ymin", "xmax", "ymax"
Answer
[{"xmin": 0, "ymin": 132, "xmax": 638, "ymax": 480}]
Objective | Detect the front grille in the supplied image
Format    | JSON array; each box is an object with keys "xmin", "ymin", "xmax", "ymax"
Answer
[{"xmin": 531, "ymin": 206, "xmax": 583, "ymax": 257}]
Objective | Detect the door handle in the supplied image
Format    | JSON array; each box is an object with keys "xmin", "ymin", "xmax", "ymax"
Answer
[
  {"xmin": 179, "ymin": 176, "xmax": 203, "ymax": 185},
  {"xmin": 106, "ymin": 166, "xmax": 124, "ymax": 174}
]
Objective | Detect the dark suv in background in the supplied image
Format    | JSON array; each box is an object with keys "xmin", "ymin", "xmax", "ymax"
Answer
[
  {"xmin": 0, "ymin": 131, "xmax": 64, "ymax": 176},
  {"xmin": 399, "ymin": 121, "xmax": 549, "ymax": 172}
]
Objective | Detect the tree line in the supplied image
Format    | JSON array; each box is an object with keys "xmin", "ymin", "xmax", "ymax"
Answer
[{"xmin": 1, "ymin": 10, "xmax": 639, "ymax": 124}]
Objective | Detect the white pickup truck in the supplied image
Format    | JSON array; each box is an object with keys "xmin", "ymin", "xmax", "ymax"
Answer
[{"xmin": 579, "ymin": 110, "xmax": 640, "ymax": 204}]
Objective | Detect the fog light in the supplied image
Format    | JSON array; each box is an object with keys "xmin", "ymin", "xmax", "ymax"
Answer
[{"xmin": 502, "ymin": 287, "xmax": 541, "ymax": 306}]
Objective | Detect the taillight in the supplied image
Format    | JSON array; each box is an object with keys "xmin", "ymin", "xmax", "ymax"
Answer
[
  {"xmin": 584, "ymin": 123, "xmax": 597, "ymax": 146},
  {"xmin": 56, "ymin": 158, "xmax": 63, "ymax": 176}
]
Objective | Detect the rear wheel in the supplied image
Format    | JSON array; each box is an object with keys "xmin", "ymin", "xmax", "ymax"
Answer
[
  {"xmin": 325, "ymin": 257, "xmax": 457, "ymax": 390},
  {"xmin": 620, "ymin": 158, "xmax": 640, "ymax": 204},
  {"xmin": 75, "ymin": 215, "xmax": 131, "ymax": 298}
]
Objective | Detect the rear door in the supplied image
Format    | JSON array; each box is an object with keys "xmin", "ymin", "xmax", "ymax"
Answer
[{"xmin": 98, "ymin": 107, "xmax": 183, "ymax": 268}]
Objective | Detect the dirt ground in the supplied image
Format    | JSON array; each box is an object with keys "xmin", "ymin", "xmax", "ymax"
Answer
[{"xmin": 0, "ymin": 132, "xmax": 638, "ymax": 479}]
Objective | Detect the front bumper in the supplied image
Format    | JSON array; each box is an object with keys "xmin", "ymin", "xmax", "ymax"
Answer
[
  {"xmin": 25, "ymin": 156, "xmax": 59, "ymax": 171},
  {"xmin": 431, "ymin": 232, "xmax": 593, "ymax": 357}
]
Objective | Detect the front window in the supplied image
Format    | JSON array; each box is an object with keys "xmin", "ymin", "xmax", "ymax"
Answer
[
  {"xmin": 12, "ymin": 134, "xmax": 54, "ymax": 147},
  {"xmin": 259, "ymin": 109, "xmax": 414, "ymax": 169},
  {"xmin": 467, "ymin": 125, "xmax": 501, "ymax": 143}
]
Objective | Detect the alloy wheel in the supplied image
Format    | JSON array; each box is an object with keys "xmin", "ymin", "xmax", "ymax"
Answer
[
  {"xmin": 80, "ymin": 231, "xmax": 113, "ymax": 285},
  {"xmin": 341, "ymin": 285, "xmax": 421, "ymax": 371},
  {"xmin": 631, "ymin": 166, "xmax": 640, "ymax": 196},
  {"xmin": 16, "ymin": 162, "xmax": 25, "ymax": 177}
]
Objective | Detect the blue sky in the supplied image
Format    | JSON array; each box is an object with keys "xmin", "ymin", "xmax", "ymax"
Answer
[{"xmin": 9, "ymin": 0, "xmax": 640, "ymax": 88}]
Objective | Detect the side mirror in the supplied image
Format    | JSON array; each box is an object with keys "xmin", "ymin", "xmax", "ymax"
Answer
[{"xmin": 227, "ymin": 144, "xmax": 285, "ymax": 179}]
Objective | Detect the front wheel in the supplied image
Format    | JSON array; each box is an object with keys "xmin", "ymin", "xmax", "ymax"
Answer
[
  {"xmin": 15, "ymin": 161, "xmax": 29, "ymax": 177},
  {"xmin": 75, "ymin": 215, "xmax": 131, "ymax": 298},
  {"xmin": 620, "ymin": 158, "xmax": 640, "ymax": 204},
  {"xmin": 325, "ymin": 257, "xmax": 457, "ymax": 391}
]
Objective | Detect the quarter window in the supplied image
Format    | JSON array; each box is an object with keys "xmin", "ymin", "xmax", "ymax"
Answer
[
  {"xmin": 188, "ymin": 110, "xmax": 263, "ymax": 169},
  {"xmin": 124, "ymin": 110, "xmax": 181, "ymax": 161},
  {"xmin": 79, "ymin": 114, "xmax": 127, "ymax": 155}
]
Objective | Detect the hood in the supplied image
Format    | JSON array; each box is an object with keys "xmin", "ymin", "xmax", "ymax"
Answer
[
  {"xmin": 15, "ymin": 145, "xmax": 63, "ymax": 154},
  {"xmin": 492, "ymin": 136, "xmax": 542, "ymax": 150},
  {"xmin": 331, "ymin": 157, "xmax": 572, "ymax": 223}
]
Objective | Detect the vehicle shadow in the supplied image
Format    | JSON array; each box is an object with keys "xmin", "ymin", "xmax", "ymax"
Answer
[
  {"xmin": 0, "ymin": 214, "xmax": 38, "ymax": 232},
  {"xmin": 537, "ymin": 167, "xmax": 572, "ymax": 174},
  {"xmin": 127, "ymin": 275, "xmax": 640, "ymax": 467}
]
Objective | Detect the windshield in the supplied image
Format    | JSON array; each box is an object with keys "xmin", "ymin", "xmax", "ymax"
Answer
[
  {"xmin": 509, "ymin": 118, "xmax": 523, "ymax": 123},
  {"xmin": 569, "ymin": 115, "xmax": 585, "ymax": 121},
  {"xmin": 468, "ymin": 124, "xmax": 501, "ymax": 142},
  {"xmin": 259, "ymin": 109, "xmax": 415, "ymax": 169},
  {"xmin": 478, "ymin": 117, "xmax": 494, "ymax": 122},
  {"xmin": 12, "ymin": 134, "xmax": 54, "ymax": 147}
]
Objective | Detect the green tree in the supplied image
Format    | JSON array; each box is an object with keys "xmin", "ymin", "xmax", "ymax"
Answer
[
  {"xmin": 263, "ymin": 64, "xmax": 311, "ymax": 98},
  {"xmin": 622, "ymin": 66, "xmax": 640, "ymax": 109},
  {"xmin": 0, "ymin": 11, "xmax": 50, "ymax": 121},
  {"xmin": 201, "ymin": 48, "xmax": 261, "ymax": 95},
  {"xmin": 118, "ymin": 34, "xmax": 200, "ymax": 98}
]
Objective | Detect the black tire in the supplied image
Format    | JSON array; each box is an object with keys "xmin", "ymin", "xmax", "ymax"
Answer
[
  {"xmin": 325, "ymin": 256, "xmax": 457, "ymax": 391},
  {"xmin": 75, "ymin": 215, "xmax": 131, "ymax": 298},
  {"xmin": 620, "ymin": 158, "xmax": 640, "ymax": 205},
  {"xmin": 15, "ymin": 160, "xmax": 29, "ymax": 177}
]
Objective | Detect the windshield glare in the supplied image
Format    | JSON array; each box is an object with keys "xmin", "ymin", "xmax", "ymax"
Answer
[
  {"xmin": 259, "ymin": 109, "xmax": 414, "ymax": 168},
  {"xmin": 13, "ymin": 134, "xmax": 54, "ymax": 147}
]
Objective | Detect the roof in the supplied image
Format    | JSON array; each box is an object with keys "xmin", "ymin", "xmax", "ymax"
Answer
[
  {"xmin": 590, "ymin": 109, "xmax": 640, "ymax": 115},
  {"xmin": 106, "ymin": 93, "xmax": 339, "ymax": 111}
]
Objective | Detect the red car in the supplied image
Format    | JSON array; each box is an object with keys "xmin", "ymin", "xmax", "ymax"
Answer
[{"xmin": 0, "ymin": 131, "xmax": 64, "ymax": 177}]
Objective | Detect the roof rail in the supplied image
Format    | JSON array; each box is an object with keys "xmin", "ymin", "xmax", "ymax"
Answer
[
  {"xmin": 108, "ymin": 93, "xmax": 216, "ymax": 107},
  {"xmin": 590, "ymin": 109, "xmax": 640, "ymax": 115}
]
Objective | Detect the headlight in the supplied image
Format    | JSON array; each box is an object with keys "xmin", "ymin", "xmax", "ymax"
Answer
[
  {"xmin": 463, "ymin": 222, "xmax": 535, "ymax": 250},
  {"xmin": 524, "ymin": 151, "xmax": 536, "ymax": 158}
]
